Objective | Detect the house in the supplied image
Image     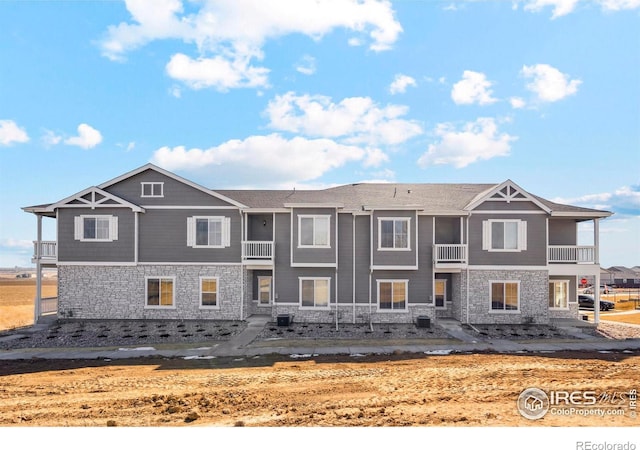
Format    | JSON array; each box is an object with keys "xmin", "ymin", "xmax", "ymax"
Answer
[
  {"xmin": 606, "ymin": 266, "xmax": 640, "ymax": 289},
  {"xmin": 24, "ymin": 163, "xmax": 613, "ymax": 326}
]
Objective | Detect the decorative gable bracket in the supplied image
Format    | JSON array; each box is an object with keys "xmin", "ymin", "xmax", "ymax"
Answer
[
  {"xmin": 45, "ymin": 186, "xmax": 145, "ymax": 213},
  {"xmin": 464, "ymin": 179, "xmax": 551, "ymax": 213}
]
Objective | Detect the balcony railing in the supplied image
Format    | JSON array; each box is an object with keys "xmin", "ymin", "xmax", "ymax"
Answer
[
  {"xmin": 33, "ymin": 241, "xmax": 57, "ymax": 262},
  {"xmin": 434, "ymin": 244, "xmax": 468, "ymax": 265},
  {"xmin": 242, "ymin": 241, "xmax": 274, "ymax": 262},
  {"xmin": 548, "ymin": 245, "xmax": 596, "ymax": 263}
]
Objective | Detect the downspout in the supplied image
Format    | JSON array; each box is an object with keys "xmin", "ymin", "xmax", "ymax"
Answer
[
  {"xmin": 134, "ymin": 211, "xmax": 139, "ymax": 264},
  {"xmin": 369, "ymin": 211, "xmax": 374, "ymax": 332},
  {"xmin": 465, "ymin": 213, "xmax": 470, "ymax": 325},
  {"xmin": 239, "ymin": 209, "xmax": 244, "ymax": 320},
  {"xmin": 335, "ymin": 208, "xmax": 339, "ymax": 331},
  {"xmin": 352, "ymin": 213, "xmax": 356, "ymax": 324}
]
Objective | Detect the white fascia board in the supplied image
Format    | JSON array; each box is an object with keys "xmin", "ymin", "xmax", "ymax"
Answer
[
  {"xmin": 284, "ymin": 203, "xmax": 345, "ymax": 208},
  {"xmin": 46, "ymin": 186, "xmax": 145, "ymax": 213}
]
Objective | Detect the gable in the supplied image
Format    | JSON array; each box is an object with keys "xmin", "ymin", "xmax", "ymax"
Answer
[
  {"xmin": 99, "ymin": 164, "xmax": 245, "ymax": 208},
  {"xmin": 46, "ymin": 187, "xmax": 144, "ymax": 213},
  {"xmin": 464, "ymin": 180, "xmax": 551, "ymax": 213}
]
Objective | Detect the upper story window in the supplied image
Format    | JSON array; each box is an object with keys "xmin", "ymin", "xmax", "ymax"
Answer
[
  {"xmin": 378, "ymin": 218, "xmax": 410, "ymax": 250},
  {"xmin": 298, "ymin": 215, "xmax": 330, "ymax": 248},
  {"xmin": 482, "ymin": 219, "xmax": 527, "ymax": 252},
  {"xmin": 141, "ymin": 182, "xmax": 164, "ymax": 198},
  {"xmin": 187, "ymin": 216, "xmax": 231, "ymax": 248},
  {"xmin": 74, "ymin": 215, "xmax": 118, "ymax": 242}
]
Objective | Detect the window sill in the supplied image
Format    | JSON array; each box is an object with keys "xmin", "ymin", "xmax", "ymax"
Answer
[
  {"xmin": 199, "ymin": 305, "xmax": 220, "ymax": 310},
  {"xmin": 376, "ymin": 309, "xmax": 408, "ymax": 313},
  {"xmin": 144, "ymin": 306, "xmax": 176, "ymax": 310},
  {"xmin": 299, "ymin": 306, "xmax": 331, "ymax": 311},
  {"xmin": 377, "ymin": 248, "xmax": 411, "ymax": 252},
  {"xmin": 298, "ymin": 245, "xmax": 331, "ymax": 249},
  {"xmin": 489, "ymin": 310, "xmax": 520, "ymax": 314}
]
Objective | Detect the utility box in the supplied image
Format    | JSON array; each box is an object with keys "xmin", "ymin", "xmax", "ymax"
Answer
[
  {"xmin": 277, "ymin": 314, "xmax": 292, "ymax": 327},
  {"xmin": 416, "ymin": 316, "xmax": 431, "ymax": 328}
]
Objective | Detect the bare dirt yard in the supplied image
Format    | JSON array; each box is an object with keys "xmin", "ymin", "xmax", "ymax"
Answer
[
  {"xmin": 1, "ymin": 351, "xmax": 638, "ymax": 427},
  {"xmin": 1, "ymin": 278, "xmax": 639, "ymax": 428}
]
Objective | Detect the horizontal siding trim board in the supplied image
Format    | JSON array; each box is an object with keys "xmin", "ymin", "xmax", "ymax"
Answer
[
  {"xmin": 58, "ymin": 262, "xmax": 137, "ymax": 266},
  {"xmin": 142, "ymin": 205, "xmax": 239, "ymax": 210},
  {"xmin": 371, "ymin": 265, "xmax": 418, "ymax": 270},
  {"xmin": 472, "ymin": 210, "xmax": 546, "ymax": 215}
]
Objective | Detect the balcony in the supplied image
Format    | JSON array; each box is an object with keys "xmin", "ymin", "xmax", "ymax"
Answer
[
  {"xmin": 32, "ymin": 241, "xmax": 57, "ymax": 264},
  {"xmin": 433, "ymin": 244, "xmax": 467, "ymax": 269},
  {"xmin": 242, "ymin": 241, "xmax": 274, "ymax": 266},
  {"xmin": 548, "ymin": 245, "xmax": 596, "ymax": 264}
]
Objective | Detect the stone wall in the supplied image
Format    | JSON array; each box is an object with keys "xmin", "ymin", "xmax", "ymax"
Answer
[
  {"xmin": 466, "ymin": 269, "xmax": 549, "ymax": 324},
  {"xmin": 272, "ymin": 303, "xmax": 435, "ymax": 324},
  {"xmin": 58, "ymin": 264, "xmax": 243, "ymax": 320}
]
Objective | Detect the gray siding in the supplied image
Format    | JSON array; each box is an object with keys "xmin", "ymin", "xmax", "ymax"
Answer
[
  {"xmin": 549, "ymin": 219, "xmax": 577, "ymax": 245},
  {"xmin": 468, "ymin": 214, "xmax": 546, "ymax": 265},
  {"xmin": 354, "ymin": 215, "xmax": 371, "ymax": 304},
  {"xmin": 58, "ymin": 207, "xmax": 135, "ymax": 262},
  {"xmin": 291, "ymin": 207, "xmax": 337, "ymax": 266},
  {"xmin": 337, "ymin": 213, "xmax": 353, "ymax": 305},
  {"xmin": 273, "ymin": 267, "xmax": 336, "ymax": 305},
  {"xmin": 104, "ymin": 169, "xmax": 236, "ymax": 207},
  {"xmin": 138, "ymin": 209, "xmax": 241, "ymax": 262},
  {"xmin": 372, "ymin": 210, "xmax": 418, "ymax": 267},
  {"xmin": 475, "ymin": 201, "xmax": 543, "ymax": 211}
]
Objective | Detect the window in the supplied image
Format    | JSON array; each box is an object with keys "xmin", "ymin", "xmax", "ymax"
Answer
[
  {"xmin": 74, "ymin": 215, "xmax": 118, "ymax": 242},
  {"xmin": 187, "ymin": 216, "xmax": 231, "ymax": 248},
  {"xmin": 146, "ymin": 277, "xmax": 175, "ymax": 308},
  {"xmin": 378, "ymin": 218, "xmax": 410, "ymax": 250},
  {"xmin": 482, "ymin": 220, "xmax": 527, "ymax": 252},
  {"xmin": 299, "ymin": 215, "xmax": 330, "ymax": 247},
  {"xmin": 257, "ymin": 276, "xmax": 272, "ymax": 305},
  {"xmin": 141, "ymin": 182, "xmax": 164, "ymax": 197},
  {"xmin": 378, "ymin": 280, "xmax": 408, "ymax": 311},
  {"xmin": 435, "ymin": 279, "xmax": 447, "ymax": 309},
  {"xmin": 490, "ymin": 282, "xmax": 519, "ymax": 311},
  {"xmin": 549, "ymin": 280, "xmax": 569, "ymax": 309},
  {"xmin": 200, "ymin": 277, "xmax": 219, "ymax": 308},
  {"xmin": 299, "ymin": 278, "xmax": 330, "ymax": 309}
]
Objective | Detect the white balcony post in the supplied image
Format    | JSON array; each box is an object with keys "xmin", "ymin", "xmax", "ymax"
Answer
[
  {"xmin": 594, "ymin": 218, "xmax": 600, "ymax": 265},
  {"xmin": 594, "ymin": 271, "xmax": 600, "ymax": 325},
  {"xmin": 34, "ymin": 214, "xmax": 42, "ymax": 324}
]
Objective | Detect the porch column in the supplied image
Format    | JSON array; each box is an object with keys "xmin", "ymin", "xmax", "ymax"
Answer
[
  {"xmin": 34, "ymin": 214, "xmax": 42, "ymax": 324},
  {"xmin": 594, "ymin": 271, "xmax": 600, "ymax": 325},
  {"xmin": 594, "ymin": 218, "xmax": 600, "ymax": 264}
]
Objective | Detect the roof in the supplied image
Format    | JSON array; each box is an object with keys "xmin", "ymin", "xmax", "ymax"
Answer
[{"xmin": 218, "ymin": 181, "xmax": 612, "ymax": 217}]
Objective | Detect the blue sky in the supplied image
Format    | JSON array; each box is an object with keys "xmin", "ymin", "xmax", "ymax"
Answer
[{"xmin": 0, "ymin": 0, "xmax": 638, "ymax": 268}]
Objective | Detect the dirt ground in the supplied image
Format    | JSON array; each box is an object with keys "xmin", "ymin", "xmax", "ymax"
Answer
[{"xmin": 1, "ymin": 351, "xmax": 638, "ymax": 427}]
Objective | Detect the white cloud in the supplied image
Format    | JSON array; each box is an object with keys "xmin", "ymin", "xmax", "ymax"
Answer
[
  {"xmin": 151, "ymin": 133, "xmax": 372, "ymax": 187},
  {"xmin": 295, "ymin": 55, "xmax": 317, "ymax": 76},
  {"xmin": 41, "ymin": 130, "xmax": 62, "ymax": 147},
  {"xmin": 166, "ymin": 52, "xmax": 270, "ymax": 91},
  {"xmin": 389, "ymin": 74, "xmax": 417, "ymax": 94},
  {"xmin": 0, "ymin": 120, "xmax": 29, "ymax": 146},
  {"xmin": 451, "ymin": 71, "xmax": 498, "ymax": 105},
  {"xmin": 509, "ymin": 97, "xmax": 526, "ymax": 109},
  {"xmin": 64, "ymin": 124, "xmax": 103, "ymax": 149},
  {"xmin": 101, "ymin": 0, "xmax": 402, "ymax": 90},
  {"xmin": 552, "ymin": 185, "xmax": 640, "ymax": 216},
  {"xmin": 521, "ymin": 64, "xmax": 581, "ymax": 102},
  {"xmin": 265, "ymin": 92, "xmax": 422, "ymax": 146},
  {"xmin": 523, "ymin": 0, "xmax": 581, "ymax": 18},
  {"xmin": 417, "ymin": 117, "xmax": 516, "ymax": 168},
  {"xmin": 597, "ymin": 0, "xmax": 640, "ymax": 11},
  {"xmin": 0, "ymin": 238, "xmax": 33, "ymax": 250}
]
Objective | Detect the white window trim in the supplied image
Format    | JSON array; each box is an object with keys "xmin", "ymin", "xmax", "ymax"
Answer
[
  {"xmin": 482, "ymin": 219, "xmax": 527, "ymax": 252},
  {"xmin": 298, "ymin": 215, "xmax": 331, "ymax": 249},
  {"xmin": 377, "ymin": 217, "xmax": 411, "ymax": 251},
  {"xmin": 377, "ymin": 279, "xmax": 409, "ymax": 312},
  {"xmin": 489, "ymin": 280, "xmax": 520, "ymax": 313},
  {"xmin": 434, "ymin": 279, "xmax": 447, "ymax": 310},
  {"xmin": 549, "ymin": 279, "xmax": 570, "ymax": 310},
  {"xmin": 144, "ymin": 276, "xmax": 176, "ymax": 309},
  {"xmin": 141, "ymin": 182, "xmax": 164, "ymax": 198},
  {"xmin": 299, "ymin": 277, "xmax": 331, "ymax": 310},
  {"xmin": 74, "ymin": 215, "xmax": 118, "ymax": 242},
  {"xmin": 187, "ymin": 216, "xmax": 231, "ymax": 248},
  {"xmin": 199, "ymin": 276, "xmax": 220, "ymax": 310},
  {"xmin": 257, "ymin": 276, "xmax": 272, "ymax": 305}
]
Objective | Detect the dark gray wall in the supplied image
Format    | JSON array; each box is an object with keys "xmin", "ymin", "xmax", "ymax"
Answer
[
  {"xmin": 138, "ymin": 209, "xmax": 241, "ymax": 262},
  {"xmin": 58, "ymin": 207, "xmax": 135, "ymax": 262},
  {"xmin": 548, "ymin": 219, "xmax": 577, "ymax": 245},
  {"xmin": 291, "ymin": 207, "xmax": 337, "ymax": 265},
  {"xmin": 104, "ymin": 169, "xmax": 236, "ymax": 207},
  {"xmin": 337, "ymin": 214, "xmax": 353, "ymax": 304},
  {"xmin": 354, "ymin": 215, "xmax": 371, "ymax": 304},
  {"xmin": 468, "ymin": 214, "xmax": 547, "ymax": 265},
  {"xmin": 474, "ymin": 201, "xmax": 542, "ymax": 211},
  {"xmin": 247, "ymin": 214, "xmax": 273, "ymax": 241},
  {"xmin": 435, "ymin": 217, "xmax": 462, "ymax": 244}
]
